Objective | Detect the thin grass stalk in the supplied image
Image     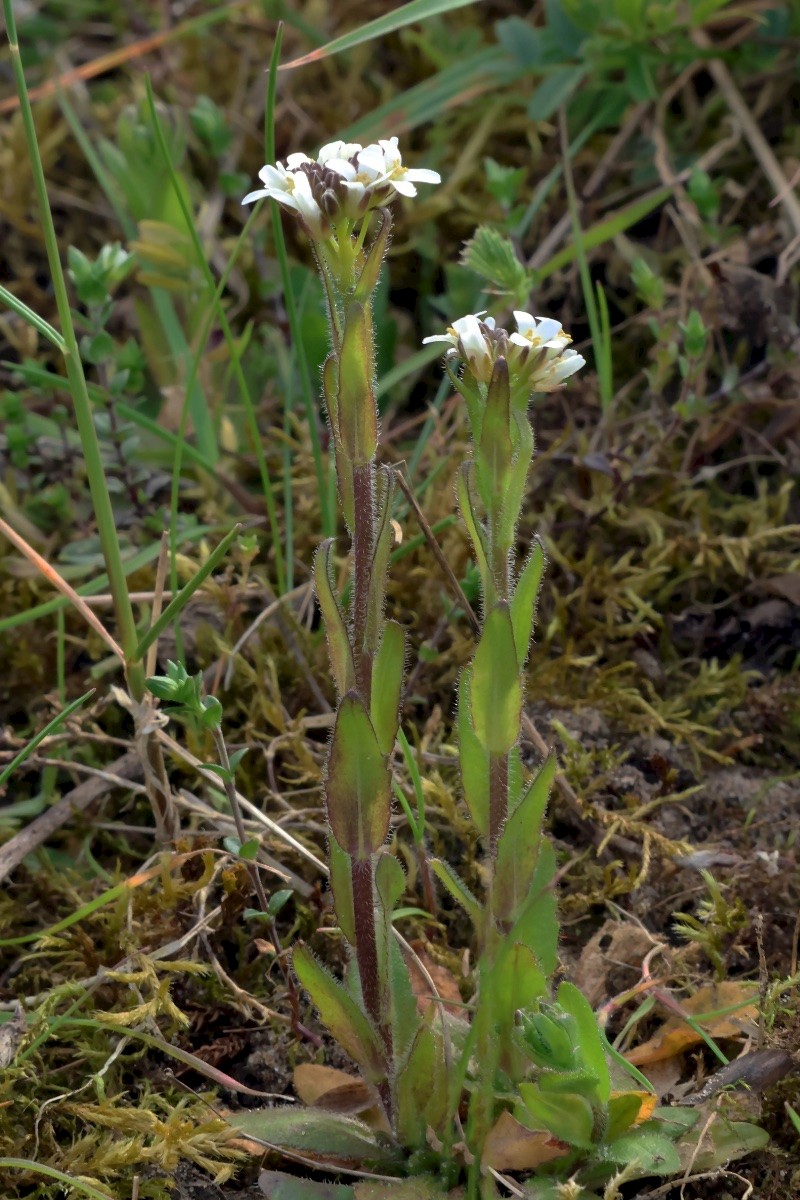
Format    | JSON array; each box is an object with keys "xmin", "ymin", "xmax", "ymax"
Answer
[
  {"xmin": 4, "ymin": 2, "xmax": 179, "ymax": 840},
  {"xmin": 3, "ymin": 3, "xmax": 142, "ymax": 692}
]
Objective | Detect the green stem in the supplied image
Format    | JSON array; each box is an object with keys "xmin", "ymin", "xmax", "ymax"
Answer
[
  {"xmin": 3, "ymin": 2, "xmax": 143, "ymax": 696},
  {"xmin": 488, "ymin": 751, "xmax": 508, "ymax": 862},
  {"xmin": 352, "ymin": 461, "xmax": 375, "ymax": 705}
]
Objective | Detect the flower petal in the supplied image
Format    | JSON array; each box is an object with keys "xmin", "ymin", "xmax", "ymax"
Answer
[{"xmin": 242, "ymin": 188, "xmax": 271, "ymax": 205}]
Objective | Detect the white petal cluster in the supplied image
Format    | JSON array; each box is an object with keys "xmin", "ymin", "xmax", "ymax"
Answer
[
  {"xmin": 242, "ymin": 136, "xmax": 440, "ymax": 239},
  {"xmin": 423, "ymin": 310, "xmax": 585, "ymax": 392}
]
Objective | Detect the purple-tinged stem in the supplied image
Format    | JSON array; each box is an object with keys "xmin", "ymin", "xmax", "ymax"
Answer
[{"xmin": 352, "ymin": 856, "xmax": 393, "ymax": 1119}]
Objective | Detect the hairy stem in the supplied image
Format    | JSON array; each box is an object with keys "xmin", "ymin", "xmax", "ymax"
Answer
[
  {"xmin": 488, "ymin": 751, "xmax": 508, "ymax": 861},
  {"xmin": 352, "ymin": 461, "xmax": 375, "ymax": 704},
  {"xmin": 352, "ymin": 856, "xmax": 393, "ymax": 1117}
]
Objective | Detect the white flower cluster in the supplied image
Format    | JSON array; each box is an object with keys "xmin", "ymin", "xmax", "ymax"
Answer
[
  {"xmin": 243, "ymin": 137, "xmax": 440, "ymax": 240},
  {"xmin": 424, "ymin": 311, "xmax": 585, "ymax": 392}
]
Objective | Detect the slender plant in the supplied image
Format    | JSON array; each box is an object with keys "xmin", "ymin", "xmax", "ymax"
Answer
[{"xmin": 227, "ymin": 134, "xmax": 771, "ymax": 1200}]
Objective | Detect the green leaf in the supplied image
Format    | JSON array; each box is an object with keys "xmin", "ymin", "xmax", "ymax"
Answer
[
  {"xmin": 606, "ymin": 1091, "xmax": 647, "ymax": 1140},
  {"xmin": 365, "ymin": 466, "xmax": 398, "ymax": 653},
  {"xmin": 238, "ymin": 837, "xmax": 260, "ymax": 861},
  {"xmin": 456, "ymin": 463, "xmax": 491, "ymax": 598},
  {"xmin": 329, "ymin": 834, "xmax": 356, "ymax": 944},
  {"xmin": 268, "ymin": 889, "xmax": 294, "ymax": 918},
  {"xmin": 292, "ymin": 945, "xmax": 385, "ymax": 1083},
  {"xmin": 492, "ymin": 943, "xmax": 548, "ymax": 1079},
  {"xmin": 538, "ymin": 1068, "xmax": 602, "ymax": 1100},
  {"xmin": 314, "ymin": 540, "xmax": 356, "ymax": 699},
  {"xmin": 518, "ymin": 1084, "xmax": 595, "ymax": 1148},
  {"xmin": 518, "ymin": 1008, "xmax": 576, "ymax": 1071},
  {"xmin": 387, "ymin": 930, "xmax": 421, "ymax": 1059},
  {"xmin": 322, "ymin": 353, "xmax": 340, "ymax": 443},
  {"xmin": 506, "ymin": 840, "xmax": 559, "ymax": 973},
  {"xmin": 228, "ymin": 747, "xmax": 249, "ymax": 772},
  {"xmin": 677, "ymin": 1119, "xmax": 769, "ymax": 1173},
  {"xmin": 510, "ymin": 540, "xmax": 546, "ymax": 668},
  {"xmin": 338, "ymin": 302, "xmax": 377, "ymax": 465},
  {"xmin": 457, "ymin": 668, "xmax": 489, "ymax": 835},
  {"xmin": 603, "ymin": 1128, "xmax": 681, "ymax": 1177},
  {"xmin": 556, "ymin": 982, "xmax": 610, "ymax": 1104},
  {"xmin": 354, "ymin": 1177, "xmax": 463, "ymax": 1199},
  {"xmin": 231, "ymin": 1105, "xmax": 394, "ymax": 1166},
  {"xmin": 370, "ymin": 620, "xmax": 405, "ymax": 754},
  {"xmin": 259, "ymin": 1170, "xmax": 355, "ymax": 1199},
  {"xmin": 493, "ymin": 756, "xmax": 555, "ymax": 923},
  {"xmin": 476, "ymin": 359, "xmax": 513, "ymax": 511},
  {"xmin": 470, "ymin": 603, "xmax": 522, "ymax": 754},
  {"xmin": 430, "ymin": 858, "xmax": 482, "ymax": 928},
  {"xmin": 325, "ymin": 694, "xmax": 391, "ymax": 859},
  {"xmin": 395, "ymin": 1024, "xmax": 447, "ymax": 1149},
  {"xmin": 527, "ymin": 65, "xmax": 586, "ymax": 121}
]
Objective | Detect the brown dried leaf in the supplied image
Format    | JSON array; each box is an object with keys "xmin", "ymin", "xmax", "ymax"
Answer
[
  {"xmin": 627, "ymin": 982, "xmax": 759, "ymax": 1067},
  {"xmin": 406, "ymin": 942, "xmax": 463, "ymax": 1017},
  {"xmin": 482, "ymin": 1110, "xmax": 570, "ymax": 1170},
  {"xmin": 294, "ymin": 1064, "xmax": 375, "ymax": 1115}
]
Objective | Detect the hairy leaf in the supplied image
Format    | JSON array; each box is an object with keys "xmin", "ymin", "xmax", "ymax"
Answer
[
  {"xmin": 292, "ymin": 945, "xmax": 384, "ymax": 1083},
  {"xmin": 338, "ymin": 302, "xmax": 377, "ymax": 465},
  {"xmin": 470, "ymin": 603, "xmax": 522, "ymax": 754},
  {"xmin": 370, "ymin": 619, "xmax": 405, "ymax": 754},
  {"xmin": 314, "ymin": 540, "xmax": 356, "ymax": 699},
  {"xmin": 457, "ymin": 667, "xmax": 489, "ymax": 835},
  {"xmin": 509, "ymin": 538, "xmax": 546, "ymax": 668},
  {"xmin": 326, "ymin": 694, "xmax": 391, "ymax": 859},
  {"xmin": 493, "ymin": 755, "xmax": 555, "ymax": 923}
]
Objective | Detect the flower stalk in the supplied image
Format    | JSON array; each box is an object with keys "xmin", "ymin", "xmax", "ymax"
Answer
[{"xmin": 244, "ymin": 137, "xmax": 439, "ymax": 1122}]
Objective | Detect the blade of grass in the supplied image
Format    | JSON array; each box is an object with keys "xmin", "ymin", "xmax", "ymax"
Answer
[
  {"xmin": 0, "ymin": 525, "xmax": 220, "ymax": 634},
  {"xmin": 0, "ymin": 860, "xmax": 168, "ymax": 947},
  {"xmin": 533, "ymin": 185, "xmax": 673, "ymax": 283},
  {"xmin": 343, "ymin": 46, "xmax": 515, "ymax": 141},
  {"xmin": 0, "ymin": 689, "xmax": 94, "ymax": 788},
  {"xmin": 62, "ymin": 1018, "xmax": 288, "ymax": 1098},
  {"xmin": 0, "ymin": 1161, "xmax": 113, "ymax": 1200},
  {"xmin": 134, "ymin": 522, "xmax": 242, "ymax": 662},
  {"xmin": 281, "ymin": 0, "xmax": 482, "ymax": 71},
  {"xmin": 3, "ymin": 0, "xmax": 145, "ymax": 696},
  {"xmin": 0, "ymin": 283, "xmax": 64, "ymax": 350}
]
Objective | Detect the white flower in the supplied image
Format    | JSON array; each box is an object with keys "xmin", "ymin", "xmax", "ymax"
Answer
[
  {"xmin": 424, "ymin": 309, "xmax": 585, "ymax": 392},
  {"xmin": 423, "ymin": 312, "xmax": 496, "ymax": 383},
  {"xmin": 242, "ymin": 159, "xmax": 327, "ymax": 240},
  {"xmin": 354, "ymin": 137, "xmax": 441, "ymax": 198},
  {"xmin": 243, "ymin": 136, "xmax": 440, "ymax": 235}
]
